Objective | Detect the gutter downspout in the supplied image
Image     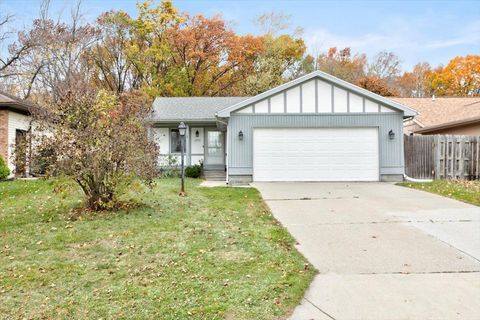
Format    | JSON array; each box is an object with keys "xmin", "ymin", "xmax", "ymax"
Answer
[{"xmin": 403, "ymin": 174, "xmax": 432, "ymax": 183}]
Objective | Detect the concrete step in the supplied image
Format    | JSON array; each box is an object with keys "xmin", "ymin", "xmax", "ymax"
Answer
[
  {"xmin": 204, "ymin": 176, "xmax": 226, "ymax": 181},
  {"xmin": 203, "ymin": 170, "xmax": 226, "ymax": 181}
]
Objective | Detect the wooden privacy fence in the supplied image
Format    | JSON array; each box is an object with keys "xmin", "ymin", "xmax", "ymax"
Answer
[{"xmin": 404, "ymin": 135, "xmax": 480, "ymax": 180}]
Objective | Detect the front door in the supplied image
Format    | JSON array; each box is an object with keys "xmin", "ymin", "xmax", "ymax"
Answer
[
  {"xmin": 204, "ymin": 129, "xmax": 225, "ymax": 168},
  {"xmin": 15, "ymin": 129, "xmax": 27, "ymax": 177}
]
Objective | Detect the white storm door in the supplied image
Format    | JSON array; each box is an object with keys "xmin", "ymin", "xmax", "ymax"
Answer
[{"xmin": 205, "ymin": 130, "xmax": 225, "ymax": 167}]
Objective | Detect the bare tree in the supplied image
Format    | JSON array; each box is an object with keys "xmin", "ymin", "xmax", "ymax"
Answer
[
  {"xmin": 255, "ymin": 11, "xmax": 291, "ymax": 36},
  {"xmin": 0, "ymin": 13, "xmax": 34, "ymax": 79},
  {"xmin": 368, "ymin": 51, "xmax": 402, "ymax": 83},
  {"xmin": 11, "ymin": 0, "xmax": 99, "ymax": 100},
  {"xmin": 86, "ymin": 11, "xmax": 139, "ymax": 94},
  {"xmin": 396, "ymin": 62, "xmax": 432, "ymax": 97}
]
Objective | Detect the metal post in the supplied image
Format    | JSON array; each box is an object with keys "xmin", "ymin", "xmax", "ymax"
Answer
[
  {"xmin": 178, "ymin": 121, "xmax": 187, "ymax": 195},
  {"xmin": 180, "ymin": 135, "xmax": 185, "ymax": 194}
]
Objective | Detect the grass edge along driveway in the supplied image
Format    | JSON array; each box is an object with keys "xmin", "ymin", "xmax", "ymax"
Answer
[
  {"xmin": 0, "ymin": 178, "xmax": 315, "ymax": 319},
  {"xmin": 398, "ymin": 179, "xmax": 480, "ymax": 207}
]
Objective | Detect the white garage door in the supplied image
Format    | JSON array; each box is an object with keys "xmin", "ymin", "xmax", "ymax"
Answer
[{"xmin": 253, "ymin": 128, "xmax": 379, "ymax": 181}]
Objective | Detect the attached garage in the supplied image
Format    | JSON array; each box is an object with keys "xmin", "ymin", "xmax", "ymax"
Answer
[
  {"xmin": 253, "ymin": 128, "xmax": 379, "ymax": 181},
  {"xmin": 215, "ymin": 71, "xmax": 417, "ymax": 184}
]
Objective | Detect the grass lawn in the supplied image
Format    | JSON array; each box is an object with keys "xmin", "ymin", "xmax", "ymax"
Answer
[
  {"xmin": 398, "ymin": 180, "xmax": 480, "ymax": 206},
  {"xmin": 0, "ymin": 178, "xmax": 315, "ymax": 319}
]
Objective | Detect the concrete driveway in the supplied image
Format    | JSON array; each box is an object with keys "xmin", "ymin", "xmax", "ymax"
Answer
[{"xmin": 252, "ymin": 182, "xmax": 480, "ymax": 320}]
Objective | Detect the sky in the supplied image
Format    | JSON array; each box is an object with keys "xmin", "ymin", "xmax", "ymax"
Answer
[{"xmin": 1, "ymin": 0, "xmax": 479, "ymax": 71}]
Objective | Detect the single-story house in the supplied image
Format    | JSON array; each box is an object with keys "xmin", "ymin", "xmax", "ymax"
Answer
[
  {"xmin": 0, "ymin": 91, "xmax": 31, "ymax": 177},
  {"xmin": 151, "ymin": 71, "xmax": 417, "ymax": 184},
  {"xmin": 392, "ymin": 97, "xmax": 480, "ymax": 135}
]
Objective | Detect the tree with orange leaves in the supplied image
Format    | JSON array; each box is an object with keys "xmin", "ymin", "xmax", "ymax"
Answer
[
  {"xmin": 355, "ymin": 76, "xmax": 398, "ymax": 96},
  {"xmin": 317, "ymin": 47, "xmax": 367, "ymax": 83},
  {"xmin": 167, "ymin": 14, "xmax": 264, "ymax": 96},
  {"xmin": 428, "ymin": 55, "xmax": 480, "ymax": 96}
]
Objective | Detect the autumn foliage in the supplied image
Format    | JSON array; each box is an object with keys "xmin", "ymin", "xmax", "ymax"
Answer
[
  {"xmin": 355, "ymin": 76, "xmax": 398, "ymax": 97},
  {"xmin": 1, "ymin": 1, "xmax": 478, "ymax": 100},
  {"xmin": 428, "ymin": 55, "xmax": 480, "ymax": 96},
  {"xmin": 30, "ymin": 89, "xmax": 158, "ymax": 210}
]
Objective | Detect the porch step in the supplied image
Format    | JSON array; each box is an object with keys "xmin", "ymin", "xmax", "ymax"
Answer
[{"xmin": 203, "ymin": 170, "xmax": 226, "ymax": 181}]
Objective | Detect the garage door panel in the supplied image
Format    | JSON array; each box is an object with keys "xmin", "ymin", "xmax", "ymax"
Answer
[{"xmin": 253, "ymin": 128, "xmax": 379, "ymax": 181}]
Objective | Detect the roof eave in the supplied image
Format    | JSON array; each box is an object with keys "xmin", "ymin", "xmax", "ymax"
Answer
[
  {"xmin": 151, "ymin": 118, "xmax": 217, "ymax": 123},
  {"xmin": 0, "ymin": 103, "xmax": 31, "ymax": 114},
  {"xmin": 414, "ymin": 116, "xmax": 480, "ymax": 133}
]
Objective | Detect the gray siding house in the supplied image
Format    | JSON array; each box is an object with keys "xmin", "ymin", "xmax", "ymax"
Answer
[{"xmin": 151, "ymin": 71, "xmax": 417, "ymax": 183}]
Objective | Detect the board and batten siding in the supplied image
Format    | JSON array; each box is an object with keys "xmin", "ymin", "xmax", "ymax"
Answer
[
  {"xmin": 228, "ymin": 113, "xmax": 405, "ymax": 177},
  {"xmin": 233, "ymin": 78, "xmax": 396, "ymax": 115}
]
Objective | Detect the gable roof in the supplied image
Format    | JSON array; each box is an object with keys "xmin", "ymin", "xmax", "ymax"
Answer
[
  {"xmin": 0, "ymin": 91, "xmax": 32, "ymax": 114},
  {"xmin": 152, "ymin": 97, "xmax": 250, "ymax": 122},
  {"xmin": 391, "ymin": 97, "xmax": 480, "ymax": 132},
  {"xmin": 217, "ymin": 70, "xmax": 417, "ymax": 117}
]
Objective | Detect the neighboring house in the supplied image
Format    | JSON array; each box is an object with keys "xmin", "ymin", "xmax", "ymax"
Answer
[
  {"xmin": 392, "ymin": 97, "xmax": 480, "ymax": 135},
  {"xmin": 152, "ymin": 71, "xmax": 416, "ymax": 183},
  {"xmin": 0, "ymin": 91, "xmax": 31, "ymax": 177}
]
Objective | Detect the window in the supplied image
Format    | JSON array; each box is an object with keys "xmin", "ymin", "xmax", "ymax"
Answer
[{"xmin": 170, "ymin": 129, "xmax": 186, "ymax": 153}]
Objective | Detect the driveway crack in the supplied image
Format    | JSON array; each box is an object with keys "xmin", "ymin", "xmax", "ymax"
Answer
[
  {"xmin": 303, "ymin": 297, "xmax": 336, "ymax": 320},
  {"xmin": 264, "ymin": 196, "xmax": 357, "ymax": 201},
  {"xmin": 285, "ymin": 219, "xmax": 477, "ymax": 226},
  {"xmin": 354, "ymin": 270, "xmax": 480, "ymax": 275}
]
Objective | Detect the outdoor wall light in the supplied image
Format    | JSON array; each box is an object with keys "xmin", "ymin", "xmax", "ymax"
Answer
[
  {"xmin": 178, "ymin": 122, "xmax": 187, "ymax": 137},
  {"xmin": 388, "ymin": 130, "xmax": 395, "ymax": 140},
  {"xmin": 195, "ymin": 130, "xmax": 199, "ymax": 138},
  {"xmin": 238, "ymin": 130, "xmax": 244, "ymax": 140}
]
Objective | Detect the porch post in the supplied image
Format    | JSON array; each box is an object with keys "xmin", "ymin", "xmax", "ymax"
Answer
[
  {"xmin": 225, "ymin": 127, "xmax": 229, "ymax": 184},
  {"xmin": 186, "ymin": 124, "xmax": 191, "ymax": 166}
]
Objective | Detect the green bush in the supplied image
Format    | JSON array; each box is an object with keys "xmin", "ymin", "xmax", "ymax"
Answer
[
  {"xmin": 0, "ymin": 155, "xmax": 10, "ymax": 180},
  {"xmin": 185, "ymin": 164, "xmax": 202, "ymax": 178}
]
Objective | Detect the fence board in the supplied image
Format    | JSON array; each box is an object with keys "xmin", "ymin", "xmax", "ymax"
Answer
[{"xmin": 404, "ymin": 134, "xmax": 480, "ymax": 180}]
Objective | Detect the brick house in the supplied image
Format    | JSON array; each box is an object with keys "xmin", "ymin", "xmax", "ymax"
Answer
[{"xmin": 0, "ymin": 91, "xmax": 32, "ymax": 177}]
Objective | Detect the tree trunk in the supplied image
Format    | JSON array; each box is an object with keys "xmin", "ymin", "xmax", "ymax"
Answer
[{"xmin": 83, "ymin": 180, "xmax": 115, "ymax": 211}]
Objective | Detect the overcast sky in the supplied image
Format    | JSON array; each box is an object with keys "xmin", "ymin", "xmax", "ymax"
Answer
[{"xmin": 1, "ymin": 0, "xmax": 479, "ymax": 71}]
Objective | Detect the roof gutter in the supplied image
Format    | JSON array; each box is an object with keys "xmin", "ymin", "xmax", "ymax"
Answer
[{"xmin": 414, "ymin": 116, "xmax": 480, "ymax": 133}]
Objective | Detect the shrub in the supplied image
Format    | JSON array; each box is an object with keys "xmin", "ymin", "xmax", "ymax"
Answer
[
  {"xmin": 0, "ymin": 155, "xmax": 10, "ymax": 180},
  {"xmin": 185, "ymin": 164, "xmax": 202, "ymax": 178},
  {"xmin": 29, "ymin": 89, "xmax": 159, "ymax": 211}
]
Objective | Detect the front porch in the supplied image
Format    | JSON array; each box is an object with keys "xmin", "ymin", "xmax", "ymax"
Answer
[{"xmin": 151, "ymin": 122, "xmax": 227, "ymax": 178}]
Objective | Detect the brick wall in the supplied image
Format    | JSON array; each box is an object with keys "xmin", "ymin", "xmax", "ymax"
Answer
[{"xmin": 0, "ymin": 110, "xmax": 8, "ymax": 162}]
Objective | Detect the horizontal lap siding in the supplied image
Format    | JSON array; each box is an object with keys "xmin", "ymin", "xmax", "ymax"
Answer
[
  {"xmin": 7, "ymin": 111, "xmax": 30, "ymax": 173},
  {"xmin": 228, "ymin": 113, "xmax": 404, "ymax": 175}
]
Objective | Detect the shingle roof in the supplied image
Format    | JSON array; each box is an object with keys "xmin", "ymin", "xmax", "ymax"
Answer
[
  {"xmin": 0, "ymin": 91, "xmax": 32, "ymax": 113},
  {"xmin": 391, "ymin": 97, "xmax": 480, "ymax": 129},
  {"xmin": 0, "ymin": 92, "xmax": 16, "ymax": 104},
  {"xmin": 152, "ymin": 97, "xmax": 250, "ymax": 122}
]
